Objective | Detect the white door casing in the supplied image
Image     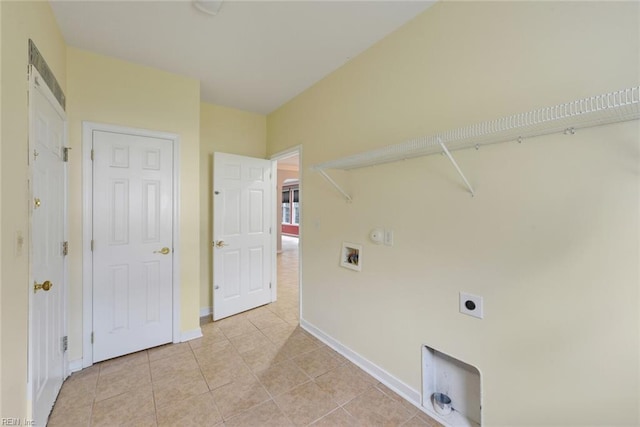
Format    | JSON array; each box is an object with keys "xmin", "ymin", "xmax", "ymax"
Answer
[
  {"xmin": 28, "ymin": 67, "xmax": 67, "ymax": 426},
  {"xmin": 213, "ymin": 153, "xmax": 273, "ymax": 320},
  {"xmin": 86, "ymin": 126, "xmax": 178, "ymax": 363}
]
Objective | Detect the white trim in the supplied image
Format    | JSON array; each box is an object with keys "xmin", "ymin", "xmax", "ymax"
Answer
[
  {"xmin": 200, "ymin": 307, "xmax": 213, "ymax": 318},
  {"xmin": 81, "ymin": 124, "xmax": 92, "ymax": 368},
  {"xmin": 270, "ymin": 158, "xmax": 279, "ymax": 303},
  {"xmin": 270, "ymin": 146, "xmax": 303, "ymax": 319},
  {"xmin": 180, "ymin": 328, "xmax": 203, "ymax": 342},
  {"xmin": 171, "ymin": 134, "xmax": 181, "ymax": 343},
  {"xmin": 68, "ymin": 359, "xmax": 83, "ymax": 374},
  {"xmin": 63, "ymin": 117, "xmax": 70, "ymax": 379},
  {"xmin": 82, "ymin": 122, "xmax": 181, "ymax": 367},
  {"xmin": 300, "ymin": 318, "xmax": 422, "ymax": 407}
]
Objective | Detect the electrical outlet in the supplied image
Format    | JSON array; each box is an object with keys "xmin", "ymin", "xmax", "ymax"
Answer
[{"xmin": 459, "ymin": 292, "xmax": 483, "ymax": 319}]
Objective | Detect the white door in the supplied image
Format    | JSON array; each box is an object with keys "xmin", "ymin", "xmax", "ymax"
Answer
[
  {"xmin": 91, "ymin": 130, "xmax": 174, "ymax": 362},
  {"xmin": 213, "ymin": 153, "xmax": 273, "ymax": 320},
  {"xmin": 29, "ymin": 68, "xmax": 66, "ymax": 426}
]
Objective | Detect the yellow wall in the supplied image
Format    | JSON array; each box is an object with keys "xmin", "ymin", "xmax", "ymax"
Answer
[
  {"xmin": 0, "ymin": 1, "xmax": 3, "ymax": 412},
  {"xmin": 66, "ymin": 48, "xmax": 201, "ymax": 361},
  {"xmin": 199, "ymin": 102, "xmax": 266, "ymax": 313},
  {"xmin": 267, "ymin": 1, "xmax": 639, "ymax": 425},
  {"xmin": 0, "ymin": 0, "xmax": 67, "ymax": 418}
]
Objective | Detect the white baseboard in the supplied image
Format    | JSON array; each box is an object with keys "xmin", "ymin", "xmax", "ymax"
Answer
[
  {"xmin": 300, "ymin": 318, "xmax": 422, "ymax": 407},
  {"xmin": 180, "ymin": 327, "xmax": 203, "ymax": 342},
  {"xmin": 200, "ymin": 307, "xmax": 212, "ymax": 318},
  {"xmin": 68, "ymin": 359, "xmax": 83, "ymax": 374}
]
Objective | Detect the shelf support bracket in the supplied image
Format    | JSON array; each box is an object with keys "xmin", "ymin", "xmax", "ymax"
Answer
[
  {"xmin": 438, "ymin": 138, "xmax": 475, "ymax": 197},
  {"xmin": 317, "ymin": 169, "xmax": 353, "ymax": 202}
]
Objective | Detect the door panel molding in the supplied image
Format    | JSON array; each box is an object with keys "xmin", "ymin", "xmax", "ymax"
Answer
[{"xmin": 82, "ymin": 122, "xmax": 181, "ymax": 368}]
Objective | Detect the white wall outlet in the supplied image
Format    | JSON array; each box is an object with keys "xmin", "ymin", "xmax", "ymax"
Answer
[
  {"xmin": 459, "ymin": 292, "xmax": 483, "ymax": 319},
  {"xmin": 384, "ymin": 230, "xmax": 394, "ymax": 246}
]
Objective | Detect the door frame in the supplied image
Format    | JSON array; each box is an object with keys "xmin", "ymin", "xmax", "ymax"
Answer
[
  {"xmin": 270, "ymin": 145, "xmax": 302, "ymax": 316},
  {"xmin": 27, "ymin": 65, "xmax": 69, "ymax": 421},
  {"xmin": 81, "ymin": 122, "xmax": 181, "ymax": 368}
]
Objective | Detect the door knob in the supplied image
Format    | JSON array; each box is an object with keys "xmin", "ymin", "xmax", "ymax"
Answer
[
  {"xmin": 34, "ymin": 198, "xmax": 42, "ymax": 208},
  {"xmin": 214, "ymin": 240, "xmax": 228, "ymax": 248},
  {"xmin": 34, "ymin": 280, "xmax": 53, "ymax": 293},
  {"xmin": 154, "ymin": 247, "xmax": 171, "ymax": 255}
]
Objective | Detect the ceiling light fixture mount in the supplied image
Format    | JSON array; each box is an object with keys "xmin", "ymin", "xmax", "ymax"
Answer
[{"xmin": 193, "ymin": 0, "xmax": 224, "ymax": 16}]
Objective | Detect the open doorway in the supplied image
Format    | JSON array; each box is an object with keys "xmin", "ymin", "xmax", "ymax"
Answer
[{"xmin": 272, "ymin": 148, "xmax": 301, "ymax": 323}]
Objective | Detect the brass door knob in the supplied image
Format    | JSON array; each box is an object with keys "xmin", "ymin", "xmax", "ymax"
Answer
[
  {"xmin": 154, "ymin": 247, "xmax": 171, "ymax": 255},
  {"xmin": 34, "ymin": 280, "xmax": 53, "ymax": 293},
  {"xmin": 214, "ymin": 240, "xmax": 228, "ymax": 248}
]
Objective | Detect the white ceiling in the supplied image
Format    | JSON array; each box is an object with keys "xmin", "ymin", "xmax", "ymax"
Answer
[{"xmin": 50, "ymin": 0, "xmax": 435, "ymax": 114}]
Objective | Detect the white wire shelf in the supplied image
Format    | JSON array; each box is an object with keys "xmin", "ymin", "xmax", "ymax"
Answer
[
  {"xmin": 311, "ymin": 86, "xmax": 640, "ymax": 199},
  {"xmin": 313, "ymin": 86, "xmax": 639, "ymax": 171}
]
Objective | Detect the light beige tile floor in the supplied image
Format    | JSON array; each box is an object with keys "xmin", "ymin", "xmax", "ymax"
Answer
[{"xmin": 48, "ymin": 236, "xmax": 442, "ymax": 426}]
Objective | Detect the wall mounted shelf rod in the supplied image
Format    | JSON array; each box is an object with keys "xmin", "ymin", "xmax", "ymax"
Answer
[
  {"xmin": 311, "ymin": 86, "xmax": 639, "ymax": 201},
  {"xmin": 317, "ymin": 169, "xmax": 352, "ymax": 202},
  {"xmin": 438, "ymin": 138, "xmax": 475, "ymax": 197}
]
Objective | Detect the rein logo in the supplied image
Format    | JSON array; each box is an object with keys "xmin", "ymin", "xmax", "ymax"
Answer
[{"xmin": 1, "ymin": 419, "xmax": 34, "ymax": 426}]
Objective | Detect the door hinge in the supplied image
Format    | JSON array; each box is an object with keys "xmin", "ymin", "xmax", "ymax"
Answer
[
  {"xmin": 62, "ymin": 336, "xmax": 68, "ymax": 352},
  {"xmin": 91, "ymin": 332, "xmax": 94, "ymax": 344},
  {"xmin": 63, "ymin": 147, "xmax": 71, "ymax": 162},
  {"xmin": 90, "ymin": 149, "xmax": 94, "ymax": 161},
  {"xmin": 269, "ymin": 227, "xmax": 272, "ymax": 235},
  {"xmin": 90, "ymin": 240, "xmax": 94, "ymax": 251},
  {"xmin": 62, "ymin": 241, "xmax": 69, "ymax": 256},
  {"xmin": 269, "ymin": 282, "xmax": 272, "ymax": 289}
]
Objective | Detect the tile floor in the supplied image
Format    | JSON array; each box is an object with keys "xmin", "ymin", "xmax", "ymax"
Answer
[{"xmin": 48, "ymin": 236, "xmax": 442, "ymax": 426}]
